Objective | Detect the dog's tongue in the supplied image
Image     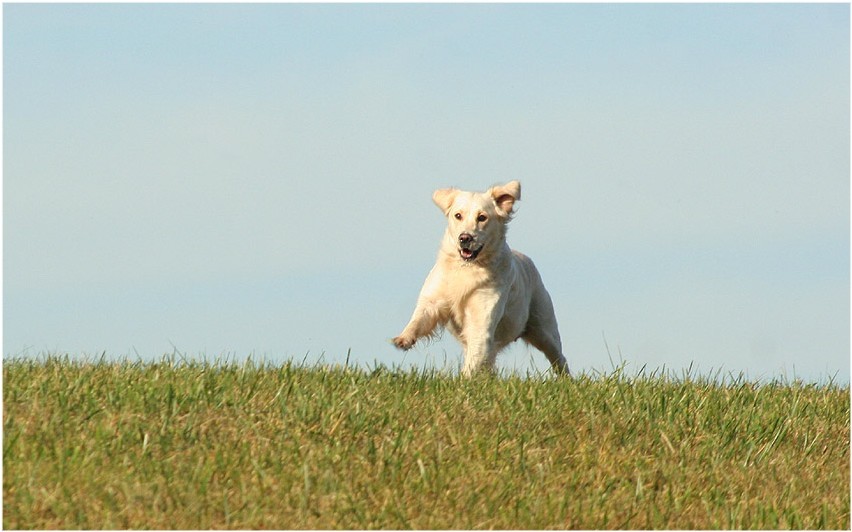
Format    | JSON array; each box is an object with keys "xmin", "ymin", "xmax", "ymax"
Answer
[{"xmin": 460, "ymin": 248, "xmax": 475, "ymax": 259}]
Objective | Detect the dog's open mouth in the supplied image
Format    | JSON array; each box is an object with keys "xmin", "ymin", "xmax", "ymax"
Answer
[{"xmin": 459, "ymin": 245, "xmax": 483, "ymax": 262}]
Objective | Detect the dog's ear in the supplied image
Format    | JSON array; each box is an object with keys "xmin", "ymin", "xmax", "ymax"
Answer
[
  {"xmin": 490, "ymin": 180, "xmax": 521, "ymax": 218},
  {"xmin": 432, "ymin": 187, "xmax": 459, "ymax": 215}
]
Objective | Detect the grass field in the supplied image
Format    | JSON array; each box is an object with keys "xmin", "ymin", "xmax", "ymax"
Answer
[{"xmin": 3, "ymin": 355, "xmax": 849, "ymax": 529}]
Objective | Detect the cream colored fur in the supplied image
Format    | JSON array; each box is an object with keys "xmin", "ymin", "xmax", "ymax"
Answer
[{"xmin": 392, "ymin": 181, "xmax": 569, "ymax": 376}]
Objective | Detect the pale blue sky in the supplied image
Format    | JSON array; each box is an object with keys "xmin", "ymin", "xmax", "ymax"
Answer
[{"xmin": 4, "ymin": 3, "xmax": 849, "ymax": 382}]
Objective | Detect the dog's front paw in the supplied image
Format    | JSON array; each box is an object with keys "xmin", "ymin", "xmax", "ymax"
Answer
[{"xmin": 392, "ymin": 335, "xmax": 415, "ymax": 351}]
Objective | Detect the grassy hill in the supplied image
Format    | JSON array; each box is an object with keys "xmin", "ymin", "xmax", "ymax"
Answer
[{"xmin": 3, "ymin": 355, "xmax": 849, "ymax": 529}]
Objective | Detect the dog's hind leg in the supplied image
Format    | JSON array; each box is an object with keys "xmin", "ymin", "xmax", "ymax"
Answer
[
  {"xmin": 524, "ymin": 327, "xmax": 569, "ymax": 375},
  {"xmin": 523, "ymin": 292, "xmax": 570, "ymax": 375}
]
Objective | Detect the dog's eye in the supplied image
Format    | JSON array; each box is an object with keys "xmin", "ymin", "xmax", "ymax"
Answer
[
  {"xmin": 477, "ymin": 214, "xmax": 488, "ymax": 223},
  {"xmin": 454, "ymin": 213, "xmax": 462, "ymax": 220}
]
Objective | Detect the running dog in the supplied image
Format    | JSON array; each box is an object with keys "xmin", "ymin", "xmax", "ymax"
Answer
[{"xmin": 392, "ymin": 180, "xmax": 569, "ymax": 376}]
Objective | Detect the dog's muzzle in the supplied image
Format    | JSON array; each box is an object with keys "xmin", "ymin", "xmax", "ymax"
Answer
[{"xmin": 458, "ymin": 233, "xmax": 483, "ymax": 262}]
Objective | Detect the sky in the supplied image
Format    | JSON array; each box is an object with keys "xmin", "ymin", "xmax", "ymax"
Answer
[{"xmin": 3, "ymin": 3, "xmax": 850, "ymax": 383}]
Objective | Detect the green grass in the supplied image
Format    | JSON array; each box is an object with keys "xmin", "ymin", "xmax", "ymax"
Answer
[{"xmin": 3, "ymin": 355, "xmax": 849, "ymax": 529}]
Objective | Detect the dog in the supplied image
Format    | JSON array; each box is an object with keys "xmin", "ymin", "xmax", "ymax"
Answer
[{"xmin": 392, "ymin": 180, "xmax": 569, "ymax": 376}]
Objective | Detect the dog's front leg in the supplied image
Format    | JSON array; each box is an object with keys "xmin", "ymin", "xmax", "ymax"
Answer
[
  {"xmin": 460, "ymin": 290, "xmax": 506, "ymax": 377},
  {"xmin": 393, "ymin": 299, "xmax": 443, "ymax": 350},
  {"xmin": 393, "ymin": 267, "xmax": 446, "ymax": 351}
]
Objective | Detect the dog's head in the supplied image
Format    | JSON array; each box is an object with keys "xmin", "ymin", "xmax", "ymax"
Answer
[{"xmin": 432, "ymin": 180, "xmax": 521, "ymax": 264}]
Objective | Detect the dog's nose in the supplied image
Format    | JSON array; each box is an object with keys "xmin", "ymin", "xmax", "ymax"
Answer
[{"xmin": 459, "ymin": 233, "xmax": 473, "ymax": 245}]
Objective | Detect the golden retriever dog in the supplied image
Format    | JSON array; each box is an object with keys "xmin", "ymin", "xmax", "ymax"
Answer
[{"xmin": 392, "ymin": 180, "xmax": 569, "ymax": 376}]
